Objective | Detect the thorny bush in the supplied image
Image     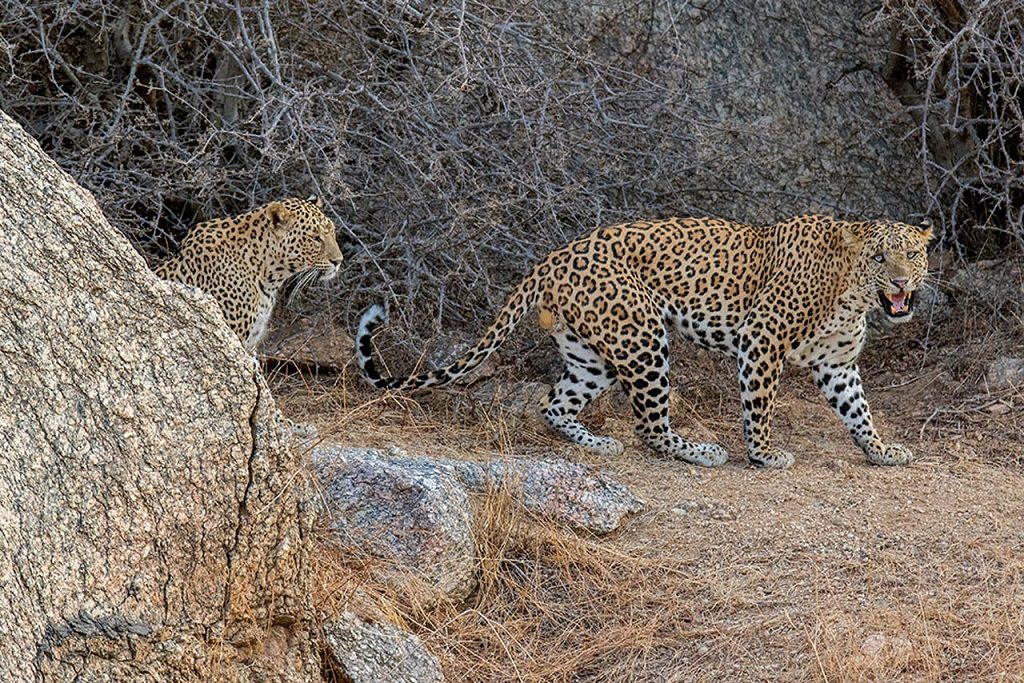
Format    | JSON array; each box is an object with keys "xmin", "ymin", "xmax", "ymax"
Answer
[
  {"xmin": 1, "ymin": 0, "xmax": 1020, "ymax": 348},
  {"xmin": 882, "ymin": 0, "xmax": 1024, "ymax": 252},
  {"xmin": 0, "ymin": 0, "xmax": 702, "ymax": 348}
]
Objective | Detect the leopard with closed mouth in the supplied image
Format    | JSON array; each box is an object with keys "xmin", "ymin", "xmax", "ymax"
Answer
[{"xmin": 156, "ymin": 196, "xmax": 343, "ymax": 351}]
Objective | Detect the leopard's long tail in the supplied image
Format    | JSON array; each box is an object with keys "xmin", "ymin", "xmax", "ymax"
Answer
[{"xmin": 356, "ymin": 266, "xmax": 544, "ymax": 390}]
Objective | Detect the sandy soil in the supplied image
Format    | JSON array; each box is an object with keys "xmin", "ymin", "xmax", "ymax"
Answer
[{"xmin": 273, "ymin": 315, "xmax": 1024, "ymax": 682}]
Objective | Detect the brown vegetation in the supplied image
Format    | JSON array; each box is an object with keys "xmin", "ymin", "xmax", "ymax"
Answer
[
  {"xmin": 280, "ymin": 275, "xmax": 1024, "ymax": 681},
  {"xmin": 8, "ymin": 0, "xmax": 1020, "ymax": 348}
]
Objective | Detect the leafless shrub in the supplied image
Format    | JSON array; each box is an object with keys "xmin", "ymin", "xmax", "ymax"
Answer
[
  {"xmin": 8, "ymin": 1, "xmax": 1001, "ymax": 346},
  {"xmin": 880, "ymin": 0, "xmax": 1024, "ymax": 253},
  {"xmin": 0, "ymin": 0, "xmax": 702, "ymax": 346}
]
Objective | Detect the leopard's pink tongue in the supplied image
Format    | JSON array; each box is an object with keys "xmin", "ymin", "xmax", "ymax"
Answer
[{"xmin": 889, "ymin": 292, "xmax": 908, "ymax": 314}]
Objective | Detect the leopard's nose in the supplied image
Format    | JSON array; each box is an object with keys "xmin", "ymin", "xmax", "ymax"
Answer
[{"xmin": 891, "ymin": 277, "xmax": 908, "ymax": 290}]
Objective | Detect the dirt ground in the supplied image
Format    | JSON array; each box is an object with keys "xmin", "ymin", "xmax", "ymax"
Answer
[{"xmin": 271, "ymin": 303, "xmax": 1024, "ymax": 682}]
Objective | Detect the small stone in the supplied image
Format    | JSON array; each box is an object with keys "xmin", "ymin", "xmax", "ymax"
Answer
[
  {"xmin": 987, "ymin": 357, "xmax": 1024, "ymax": 391},
  {"xmin": 323, "ymin": 612, "xmax": 444, "ymax": 683},
  {"xmin": 985, "ymin": 401, "xmax": 1012, "ymax": 415},
  {"xmin": 860, "ymin": 632, "xmax": 885, "ymax": 655},
  {"xmin": 671, "ymin": 498, "xmax": 732, "ymax": 521}
]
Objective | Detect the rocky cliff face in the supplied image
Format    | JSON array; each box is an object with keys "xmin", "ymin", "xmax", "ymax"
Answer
[
  {"xmin": 0, "ymin": 110, "xmax": 317, "ymax": 682},
  {"xmin": 641, "ymin": 0, "xmax": 922, "ymax": 222}
]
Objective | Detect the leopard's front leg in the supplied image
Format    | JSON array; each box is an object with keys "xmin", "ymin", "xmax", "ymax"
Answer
[{"xmin": 811, "ymin": 361, "xmax": 912, "ymax": 466}]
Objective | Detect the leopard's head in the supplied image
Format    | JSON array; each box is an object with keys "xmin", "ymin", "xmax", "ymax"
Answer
[
  {"xmin": 845, "ymin": 219, "xmax": 934, "ymax": 323},
  {"xmin": 266, "ymin": 195, "xmax": 343, "ymax": 282}
]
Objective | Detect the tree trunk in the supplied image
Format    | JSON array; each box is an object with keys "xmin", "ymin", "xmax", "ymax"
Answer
[{"xmin": 0, "ymin": 110, "xmax": 318, "ymax": 681}]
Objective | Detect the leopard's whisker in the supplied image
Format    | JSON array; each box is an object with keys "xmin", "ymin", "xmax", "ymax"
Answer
[{"xmin": 287, "ymin": 270, "xmax": 317, "ymax": 308}]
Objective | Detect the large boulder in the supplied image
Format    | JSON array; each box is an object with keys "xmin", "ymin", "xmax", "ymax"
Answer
[
  {"xmin": 312, "ymin": 444, "xmax": 643, "ymax": 606},
  {"xmin": 314, "ymin": 447, "xmax": 478, "ymax": 606},
  {"xmin": 659, "ymin": 0, "xmax": 926, "ymax": 222},
  {"xmin": 449, "ymin": 456, "xmax": 645, "ymax": 535},
  {"xmin": 0, "ymin": 111, "xmax": 317, "ymax": 681}
]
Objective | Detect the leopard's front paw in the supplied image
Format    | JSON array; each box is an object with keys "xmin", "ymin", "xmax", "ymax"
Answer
[
  {"xmin": 748, "ymin": 447, "xmax": 795, "ymax": 470},
  {"xmin": 682, "ymin": 443, "xmax": 729, "ymax": 468},
  {"xmin": 591, "ymin": 436, "xmax": 624, "ymax": 457},
  {"xmin": 866, "ymin": 443, "xmax": 914, "ymax": 466}
]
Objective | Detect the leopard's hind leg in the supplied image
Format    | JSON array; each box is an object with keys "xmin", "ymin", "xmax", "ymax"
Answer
[
  {"xmin": 609, "ymin": 324, "xmax": 729, "ymax": 467},
  {"xmin": 540, "ymin": 329, "xmax": 622, "ymax": 455}
]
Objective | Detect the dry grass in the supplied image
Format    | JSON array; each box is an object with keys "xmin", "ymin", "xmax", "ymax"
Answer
[
  {"xmin": 307, "ymin": 455, "xmax": 702, "ymax": 683},
  {"xmin": 806, "ymin": 539, "xmax": 1024, "ymax": 682},
  {"xmin": 271, "ymin": 269, "xmax": 1024, "ymax": 683},
  {"xmin": 423, "ymin": 487, "xmax": 700, "ymax": 682}
]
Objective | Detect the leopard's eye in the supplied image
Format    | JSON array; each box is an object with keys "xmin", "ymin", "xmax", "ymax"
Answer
[
  {"xmin": 907, "ymin": 251, "xmax": 918, "ymax": 259},
  {"xmin": 872, "ymin": 253, "xmax": 885, "ymax": 264}
]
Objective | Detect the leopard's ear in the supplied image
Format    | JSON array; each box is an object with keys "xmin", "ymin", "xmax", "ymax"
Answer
[
  {"xmin": 840, "ymin": 221, "xmax": 865, "ymax": 248},
  {"xmin": 267, "ymin": 202, "xmax": 294, "ymax": 235},
  {"xmin": 918, "ymin": 218, "xmax": 935, "ymax": 244},
  {"xmin": 305, "ymin": 194, "xmax": 323, "ymax": 208}
]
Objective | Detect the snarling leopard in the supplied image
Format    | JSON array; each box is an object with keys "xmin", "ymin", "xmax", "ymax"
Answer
[{"xmin": 356, "ymin": 215, "xmax": 933, "ymax": 468}]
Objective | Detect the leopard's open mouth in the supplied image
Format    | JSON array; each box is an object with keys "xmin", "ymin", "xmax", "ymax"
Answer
[{"xmin": 878, "ymin": 290, "xmax": 914, "ymax": 320}]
